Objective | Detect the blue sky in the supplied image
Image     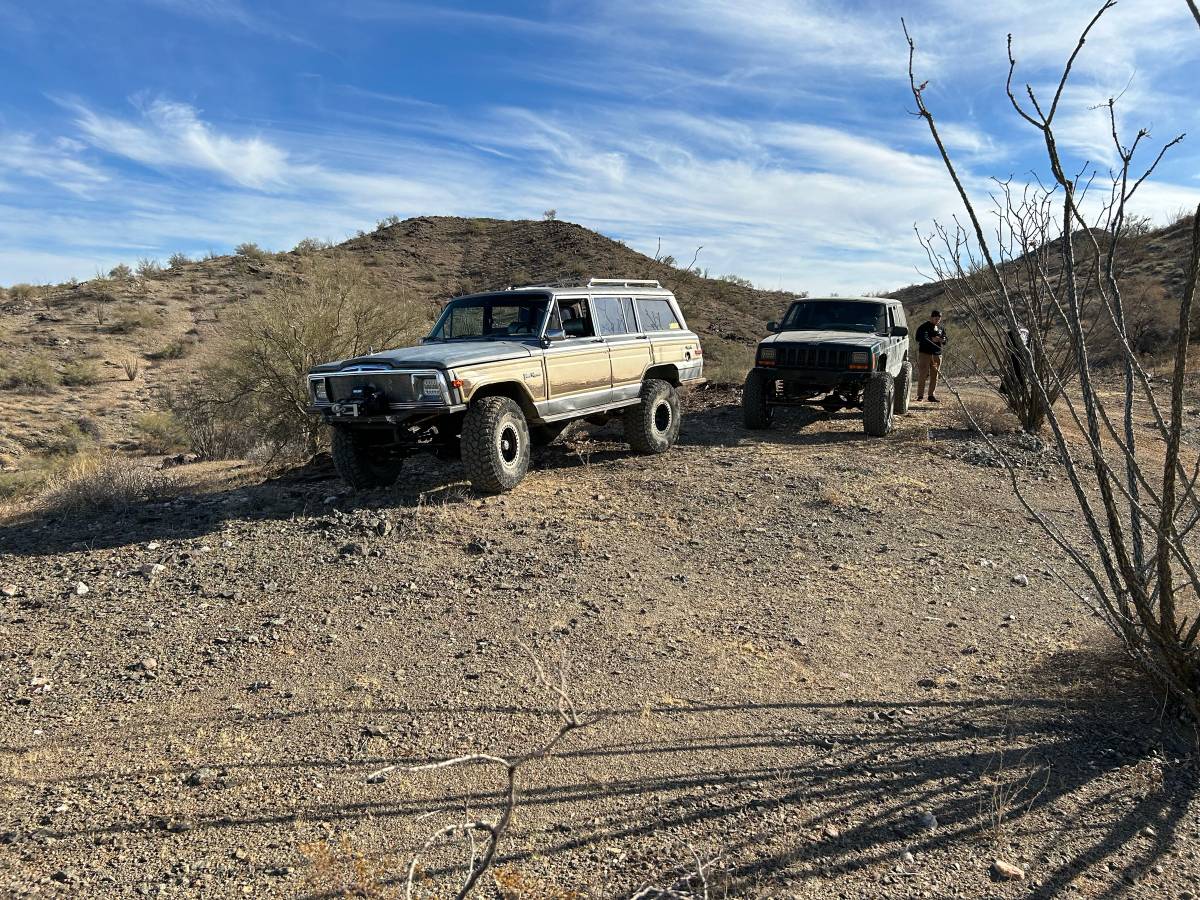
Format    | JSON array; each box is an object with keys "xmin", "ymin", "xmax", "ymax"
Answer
[{"xmin": 2, "ymin": 0, "xmax": 1198, "ymax": 292}]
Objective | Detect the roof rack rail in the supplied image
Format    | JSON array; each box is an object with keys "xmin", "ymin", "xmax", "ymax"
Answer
[{"xmin": 586, "ymin": 278, "xmax": 662, "ymax": 289}]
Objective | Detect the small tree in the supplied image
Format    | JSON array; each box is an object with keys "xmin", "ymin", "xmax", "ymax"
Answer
[
  {"xmin": 542, "ymin": 209, "xmax": 557, "ymax": 221},
  {"xmin": 905, "ymin": 3, "xmax": 1200, "ymax": 717},
  {"xmin": 189, "ymin": 253, "xmax": 425, "ymax": 455}
]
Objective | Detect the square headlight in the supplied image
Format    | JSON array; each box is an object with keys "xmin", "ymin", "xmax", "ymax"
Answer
[
  {"xmin": 417, "ymin": 375, "xmax": 443, "ymax": 400},
  {"xmin": 758, "ymin": 346, "xmax": 776, "ymax": 362},
  {"xmin": 850, "ymin": 351, "xmax": 870, "ymax": 365},
  {"xmin": 312, "ymin": 377, "xmax": 328, "ymax": 401}
]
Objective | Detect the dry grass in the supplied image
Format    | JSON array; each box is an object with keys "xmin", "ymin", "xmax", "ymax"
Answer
[
  {"xmin": 60, "ymin": 359, "xmax": 102, "ymax": 386},
  {"xmin": 134, "ymin": 411, "xmax": 189, "ymax": 454},
  {"xmin": 110, "ymin": 304, "xmax": 161, "ymax": 333},
  {"xmin": 952, "ymin": 393, "xmax": 1021, "ymax": 434},
  {"xmin": 0, "ymin": 354, "xmax": 59, "ymax": 394},
  {"xmin": 38, "ymin": 454, "xmax": 174, "ymax": 517}
]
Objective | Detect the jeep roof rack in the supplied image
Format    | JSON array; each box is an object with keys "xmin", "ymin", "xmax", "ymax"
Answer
[{"xmin": 586, "ymin": 278, "xmax": 662, "ymax": 289}]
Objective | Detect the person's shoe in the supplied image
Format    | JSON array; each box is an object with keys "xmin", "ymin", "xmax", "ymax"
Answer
[
  {"xmin": 928, "ymin": 395, "xmax": 940, "ymax": 403},
  {"xmin": 916, "ymin": 396, "xmax": 924, "ymax": 402}
]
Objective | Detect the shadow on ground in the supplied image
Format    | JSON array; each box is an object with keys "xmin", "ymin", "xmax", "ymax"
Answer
[{"xmin": 16, "ymin": 646, "xmax": 1196, "ymax": 898}]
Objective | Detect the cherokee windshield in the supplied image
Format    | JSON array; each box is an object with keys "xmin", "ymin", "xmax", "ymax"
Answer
[
  {"xmin": 780, "ymin": 300, "xmax": 886, "ymax": 334},
  {"xmin": 428, "ymin": 293, "xmax": 550, "ymax": 340}
]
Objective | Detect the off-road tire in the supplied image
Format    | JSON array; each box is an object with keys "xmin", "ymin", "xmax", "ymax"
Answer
[
  {"xmin": 742, "ymin": 370, "xmax": 773, "ymax": 429},
  {"xmin": 894, "ymin": 360, "xmax": 913, "ymax": 415},
  {"xmin": 462, "ymin": 396, "xmax": 531, "ymax": 493},
  {"xmin": 330, "ymin": 427, "xmax": 403, "ymax": 489},
  {"xmin": 624, "ymin": 379, "xmax": 681, "ymax": 454},
  {"xmin": 863, "ymin": 372, "xmax": 895, "ymax": 437}
]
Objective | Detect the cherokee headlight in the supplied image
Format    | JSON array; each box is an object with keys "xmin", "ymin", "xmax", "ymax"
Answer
[
  {"xmin": 311, "ymin": 377, "xmax": 328, "ymax": 401},
  {"xmin": 415, "ymin": 375, "xmax": 443, "ymax": 400},
  {"xmin": 850, "ymin": 351, "xmax": 870, "ymax": 365},
  {"xmin": 758, "ymin": 346, "xmax": 776, "ymax": 364}
]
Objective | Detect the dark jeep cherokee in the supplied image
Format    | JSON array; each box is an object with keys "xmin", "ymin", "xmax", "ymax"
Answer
[{"xmin": 742, "ymin": 296, "xmax": 912, "ymax": 436}]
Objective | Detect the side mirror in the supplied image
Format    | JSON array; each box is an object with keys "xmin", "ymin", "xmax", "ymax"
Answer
[
  {"xmin": 892, "ymin": 325, "xmax": 909, "ymax": 337},
  {"xmin": 541, "ymin": 328, "xmax": 566, "ymax": 347},
  {"xmin": 767, "ymin": 321, "xmax": 779, "ymax": 333}
]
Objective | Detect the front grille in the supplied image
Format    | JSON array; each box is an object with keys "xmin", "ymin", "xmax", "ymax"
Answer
[
  {"xmin": 775, "ymin": 345, "xmax": 851, "ymax": 369},
  {"xmin": 326, "ymin": 372, "xmax": 419, "ymax": 404}
]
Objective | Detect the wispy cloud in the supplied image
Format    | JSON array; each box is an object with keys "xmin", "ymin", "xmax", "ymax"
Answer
[
  {"xmin": 0, "ymin": 132, "xmax": 109, "ymax": 196},
  {"xmin": 66, "ymin": 97, "xmax": 291, "ymax": 190}
]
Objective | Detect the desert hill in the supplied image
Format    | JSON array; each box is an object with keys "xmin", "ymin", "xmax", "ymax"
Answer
[{"xmin": 0, "ymin": 217, "xmax": 796, "ymax": 471}]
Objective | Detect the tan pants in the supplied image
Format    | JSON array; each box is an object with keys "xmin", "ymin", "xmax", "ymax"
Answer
[{"xmin": 917, "ymin": 352, "xmax": 941, "ymax": 398}]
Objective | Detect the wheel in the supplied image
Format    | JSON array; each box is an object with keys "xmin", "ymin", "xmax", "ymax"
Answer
[
  {"xmin": 461, "ymin": 396, "xmax": 531, "ymax": 493},
  {"xmin": 624, "ymin": 379, "xmax": 681, "ymax": 454},
  {"xmin": 330, "ymin": 427, "xmax": 403, "ymax": 489},
  {"xmin": 894, "ymin": 361, "xmax": 913, "ymax": 415},
  {"xmin": 863, "ymin": 372, "xmax": 895, "ymax": 437},
  {"xmin": 742, "ymin": 370, "xmax": 774, "ymax": 429}
]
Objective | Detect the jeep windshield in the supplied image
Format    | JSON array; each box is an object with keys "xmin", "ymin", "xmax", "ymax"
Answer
[
  {"xmin": 428, "ymin": 293, "xmax": 550, "ymax": 341},
  {"xmin": 780, "ymin": 300, "xmax": 886, "ymax": 334}
]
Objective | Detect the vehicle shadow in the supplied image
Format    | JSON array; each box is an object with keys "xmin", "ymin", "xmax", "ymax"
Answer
[{"xmin": 18, "ymin": 647, "xmax": 1195, "ymax": 899}]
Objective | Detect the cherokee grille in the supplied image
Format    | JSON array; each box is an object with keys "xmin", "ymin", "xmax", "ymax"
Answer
[
  {"xmin": 774, "ymin": 345, "xmax": 852, "ymax": 369},
  {"xmin": 325, "ymin": 372, "xmax": 420, "ymax": 404}
]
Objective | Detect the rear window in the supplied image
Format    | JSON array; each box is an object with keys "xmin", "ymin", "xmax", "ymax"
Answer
[{"xmin": 636, "ymin": 298, "xmax": 681, "ymax": 332}]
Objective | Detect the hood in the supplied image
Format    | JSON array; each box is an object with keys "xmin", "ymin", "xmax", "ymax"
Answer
[
  {"xmin": 759, "ymin": 330, "xmax": 888, "ymax": 348},
  {"xmin": 310, "ymin": 340, "xmax": 534, "ymax": 373}
]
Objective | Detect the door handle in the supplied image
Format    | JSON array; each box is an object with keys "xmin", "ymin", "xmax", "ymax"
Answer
[{"xmin": 590, "ymin": 338, "xmax": 605, "ymax": 344}]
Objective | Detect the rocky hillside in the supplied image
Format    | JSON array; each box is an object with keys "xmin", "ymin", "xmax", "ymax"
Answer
[{"xmin": 0, "ymin": 217, "xmax": 796, "ymax": 469}]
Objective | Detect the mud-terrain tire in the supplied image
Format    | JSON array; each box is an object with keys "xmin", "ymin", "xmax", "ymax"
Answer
[
  {"xmin": 863, "ymin": 372, "xmax": 895, "ymax": 437},
  {"xmin": 894, "ymin": 360, "xmax": 913, "ymax": 415},
  {"xmin": 624, "ymin": 379, "xmax": 681, "ymax": 454},
  {"xmin": 462, "ymin": 396, "xmax": 530, "ymax": 493},
  {"xmin": 742, "ymin": 370, "xmax": 774, "ymax": 429},
  {"xmin": 330, "ymin": 427, "xmax": 403, "ymax": 489}
]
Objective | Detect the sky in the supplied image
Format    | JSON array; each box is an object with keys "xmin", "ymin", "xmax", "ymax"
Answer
[{"xmin": 1, "ymin": 0, "xmax": 1198, "ymax": 294}]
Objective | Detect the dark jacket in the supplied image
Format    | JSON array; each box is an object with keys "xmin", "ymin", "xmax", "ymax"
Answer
[{"xmin": 916, "ymin": 321, "xmax": 947, "ymax": 356}]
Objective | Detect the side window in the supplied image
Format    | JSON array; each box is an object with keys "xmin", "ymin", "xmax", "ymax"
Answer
[
  {"xmin": 636, "ymin": 298, "xmax": 681, "ymax": 332},
  {"xmin": 557, "ymin": 298, "xmax": 595, "ymax": 339},
  {"xmin": 887, "ymin": 307, "xmax": 897, "ymax": 334},
  {"xmin": 621, "ymin": 297, "xmax": 638, "ymax": 332},
  {"xmin": 594, "ymin": 296, "xmax": 631, "ymax": 336}
]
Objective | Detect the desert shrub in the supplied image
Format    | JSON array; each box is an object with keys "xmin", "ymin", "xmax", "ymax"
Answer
[
  {"xmin": 719, "ymin": 274, "xmax": 754, "ymax": 289},
  {"xmin": 186, "ymin": 253, "xmax": 426, "ymax": 456},
  {"xmin": 134, "ymin": 411, "xmax": 188, "ymax": 454},
  {"xmin": 48, "ymin": 420, "xmax": 96, "ymax": 455},
  {"xmin": 109, "ymin": 263, "xmax": 133, "ymax": 280},
  {"xmin": 163, "ymin": 388, "xmax": 257, "ymax": 460},
  {"xmin": 376, "ymin": 215, "xmax": 402, "ymax": 230},
  {"xmin": 147, "ymin": 339, "xmax": 191, "ymax": 361},
  {"xmin": 293, "ymin": 237, "xmax": 333, "ymax": 254},
  {"xmin": 60, "ymin": 359, "xmax": 102, "ymax": 386},
  {"xmin": 167, "ymin": 252, "xmax": 191, "ymax": 269},
  {"xmin": 234, "ymin": 242, "xmax": 266, "ymax": 260},
  {"xmin": 0, "ymin": 354, "xmax": 59, "ymax": 393},
  {"xmin": 39, "ymin": 453, "xmax": 173, "ymax": 517},
  {"xmin": 122, "ymin": 358, "xmax": 141, "ymax": 381},
  {"xmin": 136, "ymin": 258, "xmax": 162, "ymax": 277},
  {"xmin": 953, "ymin": 393, "xmax": 1021, "ymax": 434},
  {"xmin": 542, "ymin": 209, "xmax": 557, "ymax": 221},
  {"xmin": 110, "ymin": 304, "xmax": 160, "ymax": 333},
  {"xmin": 704, "ymin": 342, "xmax": 756, "ymax": 385},
  {"xmin": 7, "ymin": 283, "xmax": 37, "ymax": 302}
]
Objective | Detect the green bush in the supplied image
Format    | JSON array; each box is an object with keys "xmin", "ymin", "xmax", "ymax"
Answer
[
  {"xmin": 184, "ymin": 253, "xmax": 426, "ymax": 456},
  {"xmin": 168, "ymin": 252, "xmax": 191, "ymax": 269},
  {"xmin": 109, "ymin": 263, "xmax": 133, "ymax": 280},
  {"xmin": 0, "ymin": 354, "xmax": 59, "ymax": 393},
  {"xmin": 7, "ymin": 283, "xmax": 37, "ymax": 302},
  {"xmin": 147, "ymin": 339, "xmax": 191, "ymax": 361},
  {"xmin": 234, "ymin": 242, "xmax": 266, "ymax": 260},
  {"xmin": 110, "ymin": 304, "xmax": 160, "ymax": 333},
  {"xmin": 293, "ymin": 237, "xmax": 333, "ymax": 254},
  {"xmin": 134, "ymin": 411, "xmax": 188, "ymax": 454},
  {"xmin": 136, "ymin": 258, "xmax": 162, "ymax": 277},
  {"xmin": 60, "ymin": 359, "xmax": 102, "ymax": 386}
]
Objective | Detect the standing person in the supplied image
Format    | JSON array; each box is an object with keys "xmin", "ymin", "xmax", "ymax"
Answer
[{"xmin": 915, "ymin": 310, "xmax": 948, "ymax": 402}]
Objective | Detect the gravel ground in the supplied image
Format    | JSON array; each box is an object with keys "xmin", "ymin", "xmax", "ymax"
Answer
[{"xmin": 2, "ymin": 386, "xmax": 1198, "ymax": 899}]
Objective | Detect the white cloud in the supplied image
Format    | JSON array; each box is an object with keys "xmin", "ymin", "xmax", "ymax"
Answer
[
  {"xmin": 0, "ymin": 132, "xmax": 109, "ymax": 196},
  {"xmin": 69, "ymin": 98, "xmax": 291, "ymax": 190}
]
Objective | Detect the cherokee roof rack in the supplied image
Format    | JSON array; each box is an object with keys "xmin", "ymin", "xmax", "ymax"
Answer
[{"xmin": 586, "ymin": 278, "xmax": 662, "ymax": 289}]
